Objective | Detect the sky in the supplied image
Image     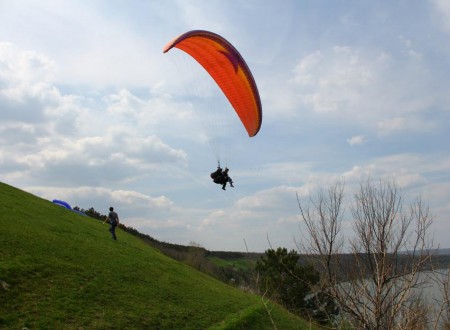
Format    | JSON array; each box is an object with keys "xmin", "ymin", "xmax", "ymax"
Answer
[{"xmin": 1, "ymin": 0, "xmax": 449, "ymax": 252}]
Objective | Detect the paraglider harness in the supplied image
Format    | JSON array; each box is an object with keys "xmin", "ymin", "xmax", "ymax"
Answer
[{"xmin": 210, "ymin": 162, "xmax": 234, "ymax": 190}]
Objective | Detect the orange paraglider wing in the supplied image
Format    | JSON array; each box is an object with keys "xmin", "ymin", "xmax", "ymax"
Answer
[{"xmin": 163, "ymin": 30, "xmax": 262, "ymax": 137}]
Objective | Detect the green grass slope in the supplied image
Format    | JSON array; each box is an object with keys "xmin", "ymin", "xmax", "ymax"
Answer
[{"xmin": 0, "ymin": 183, "xmax": 316, "ymax": 329}]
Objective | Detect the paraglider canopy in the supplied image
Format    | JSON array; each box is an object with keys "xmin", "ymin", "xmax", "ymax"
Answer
[
  {"xmin": 163, "ymin": 30, "xmax": 262, "ymax": 137},
  {"xmin": 52, "ymin": 199, "xmax": 72, "ymax": 210}
]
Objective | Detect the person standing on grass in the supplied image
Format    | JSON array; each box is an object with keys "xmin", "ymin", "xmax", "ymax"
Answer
[{"xmin": 105, "ymin": 206, "xmax": 119, "ymax": 240}]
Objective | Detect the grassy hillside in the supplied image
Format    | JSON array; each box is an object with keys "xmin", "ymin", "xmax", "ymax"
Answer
[{"xmin": 0, "ymin": 182, "xmax": 316, "ymax": 329}]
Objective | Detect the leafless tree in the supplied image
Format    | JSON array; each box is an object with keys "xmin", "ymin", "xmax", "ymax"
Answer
[{"xmin": 297, "ymin": 178, "xmax": 439, "ymax": 330}]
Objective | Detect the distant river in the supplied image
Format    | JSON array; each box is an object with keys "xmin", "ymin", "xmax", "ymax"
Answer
[
  {"xmin": 418, "ymin": 268, "xmax": 449, "ymax": 309},
  {"xmin": 336, "ymin": 268, "xmax": 449, "ymax": 327}
]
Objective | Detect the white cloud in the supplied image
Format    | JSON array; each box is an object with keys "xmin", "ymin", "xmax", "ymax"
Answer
[
  {"xmin": 0, "ymin": 43, "xmax": 89, "ymax": 140},
  {"xmin": 107, "ymin": 89, "xmax": 144, "ymax": 118},
  {"xmin": 341, "ymin": 155, "xmax": 435, "ymax": 192},
  {"xmin": 235, "ymin": 185, "xmax": 307, "ymax": 212},
  {"xmin": 291, "ymin": 51, "xmax": 323, "ymax": 85},
  {"xmin": 347, "ymin": 135, "xmax": 367, "ymax": 146},
  {"xmin": 0, "ymin": 42, "xmax": 56, "ymax": 85},
  {"xmin": 26, "ymin": 185, "xmax": 174, "ymax": 221},
  {"xmin": 288, "ymin": 44, "xmax": 443, "ymax": 137},
  {"xmin": 0, "ymin": 43, "xmax": 190, "ymax": 189},
  {"xmin": 377, "ymin": 116, "xmax": 436, "ymax": 136},
  {"xmin": 431, "ymin": 0, "xmax": 450, "ymax": 32},
  {"xmin": 342, "ymin": 165, "xmax": 377, "ymax": 182},
  {"xmin": 292, "ymin": 46, "xmax": 378, "ymax": 115},
  {"xmin": 377, "ymin": 117, "xmax": 406, "ymax": 135}
]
